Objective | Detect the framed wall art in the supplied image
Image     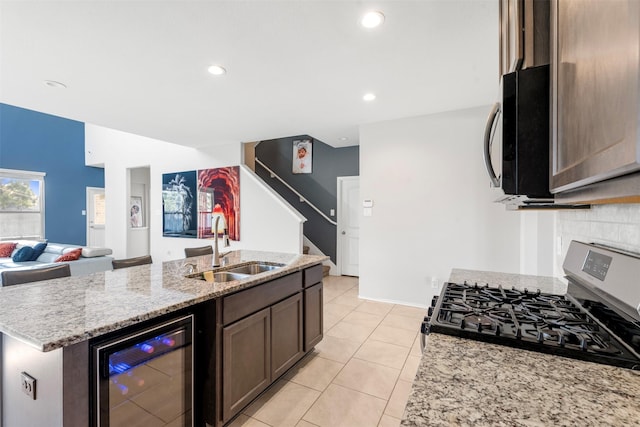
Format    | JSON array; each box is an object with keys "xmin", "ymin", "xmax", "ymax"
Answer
[
  {"xmin": 130, "ymin": 196, "xmax": 143, "ymax": 228},
  {"xmin": 197, "ymin": 166, "xmax": 240, "ymax": 240},
  {"xmin": 162, "ymin": 171, "xmax": 197, "ymax": 238},
  {"xmin": 292, "ymin": 139, "xmax": 312, "ymax": 174}
]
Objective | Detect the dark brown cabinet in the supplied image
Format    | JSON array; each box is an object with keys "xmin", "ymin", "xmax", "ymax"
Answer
[
  {"xmin": 221, "ymin": 307, "xmax": 271, "ymax": 422},
  {"xmin": 303, "ymin": 264, "xmax": 324, "ymax": 351},
  {"xmin": 271, "ymin": 293, "xmax": 304, "ymax": 379},
  {"xmin": 217, "ymin": 266, "xmax": 323, "ymax": 425},
  {"xmin": 304, "ymin": 283, "xmax": 323, "ymax": 351},
  {"xmin": 551, "ymin": 0, "xmax": 640, "ymax": 193},
  {"xmin": 499, "ymin": 0, "xmax": 550, "ymax": 77}
]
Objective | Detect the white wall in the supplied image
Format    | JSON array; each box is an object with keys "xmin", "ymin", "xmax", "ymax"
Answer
[
  {"xmin": 555, "ymin": 204, "xmax": 640, "ymax": 272},
  {"xmin": 359, "ymin": 106, "xmax": 528, "ymax": 307},
  {"xmin": 519, "ymin": 211, "xmax": 557, "ymax": 277},
  {"xmin": 3, "ymin": 334, "xmax": 63, "ymax": 426},
  {"xmin": 85, "ymin": 124, "xmax": 304, "ymax": 261}
]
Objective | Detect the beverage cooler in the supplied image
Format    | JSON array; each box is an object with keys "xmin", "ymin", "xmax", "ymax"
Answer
[{"xmin": 91, "ymin": 314, "xmax": 194, "ymax": 426}]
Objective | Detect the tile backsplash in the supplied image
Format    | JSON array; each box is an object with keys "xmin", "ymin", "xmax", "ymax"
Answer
[{"xmin": 556, "ymin": 204, "xmax": 640, "ymax": 271}]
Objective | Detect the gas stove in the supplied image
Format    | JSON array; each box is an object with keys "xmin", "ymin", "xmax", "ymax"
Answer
[{"xmin": 422, "ymin": 241, "xmax": 640, "ymax": 370}]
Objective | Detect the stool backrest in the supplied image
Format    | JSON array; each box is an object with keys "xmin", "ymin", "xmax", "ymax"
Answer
[{"xmin": 1, "ymin": 264, "xmax": 72, "ymax": 286}]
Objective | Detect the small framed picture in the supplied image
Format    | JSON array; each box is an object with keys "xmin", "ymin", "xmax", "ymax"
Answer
[
  {"xmin": 292, "ymin": 139, "xmax": 312, "ymax": 174},
  {"xmin": 130, "ymin": 196, "xmax": 144, "ymax": 228}
]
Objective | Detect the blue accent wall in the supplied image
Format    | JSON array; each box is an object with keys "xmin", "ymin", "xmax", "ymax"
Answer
[{"xmin": 0, "ymin": 103, "xmax": 105, "ymax": 245}]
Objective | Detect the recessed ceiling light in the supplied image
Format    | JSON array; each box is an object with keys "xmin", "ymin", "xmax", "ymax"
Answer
[
  {"xmin": 363, "ymin": 93, "xmax": 376, "ymax": 101},
  {"xmin": 339, "ymin": 137, "xmax": 349, "ymax": 142},
  {"xmin": 361, "ymin": 11, "xmax": 385, "ymax": 28},
  {"xmin": 207, "ymin": 65, "xmax": 227, "ymax": 76},
  {"xmin": 43, "ymin": 80, "xmax": 67, "ymax": 89}
]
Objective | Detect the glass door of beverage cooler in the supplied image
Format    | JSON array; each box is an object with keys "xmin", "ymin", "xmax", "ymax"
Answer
[{"xmin": 92, "ymin": 315, "xmax": 194, "ymax": 427}]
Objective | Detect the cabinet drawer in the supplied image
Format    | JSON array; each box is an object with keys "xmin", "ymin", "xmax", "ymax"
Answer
[
  {"xmin": 303, "ymin": 264, "xmax": 323, "ymax": 288},
  {"xmin": 223, "ymin": 272, "xmax": 302, "ymax": 325}
]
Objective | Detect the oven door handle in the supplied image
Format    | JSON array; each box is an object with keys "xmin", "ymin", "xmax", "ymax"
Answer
[{"xmin": 483, "ymin": 102, "xmax": 501, "ymax": 188}]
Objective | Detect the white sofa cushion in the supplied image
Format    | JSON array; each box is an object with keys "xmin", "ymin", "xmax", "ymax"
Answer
[
  {"xmin": 0, "ymin": 260, "xmax": 43, "ymax": 269},
  {"xmin": 0, "ymin": 240, "xmax": 114, "ymax": 286},
  {"xmin": 82, "ymin": 247, "xmax": 113, "ymax": 258}
]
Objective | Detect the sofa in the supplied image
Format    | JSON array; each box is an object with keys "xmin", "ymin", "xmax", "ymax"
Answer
[{"xmin": 0, "ymin": 240, "xmax": 113, "ymax": 286}]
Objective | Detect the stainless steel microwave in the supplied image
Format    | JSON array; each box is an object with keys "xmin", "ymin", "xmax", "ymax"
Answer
[{"xmin": 483, "ymin": 64, "xmax": 554, "ymax": 207}]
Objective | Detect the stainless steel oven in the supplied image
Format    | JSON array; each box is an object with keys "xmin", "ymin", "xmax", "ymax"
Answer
[{"xmin": 91, "ymin": 314, "xmax": 194, "ymax": 426}]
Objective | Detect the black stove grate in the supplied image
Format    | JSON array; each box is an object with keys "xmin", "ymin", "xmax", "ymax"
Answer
[{"xmin": 427, "ymin": 282, "xmax": 640, "ymax": 370}]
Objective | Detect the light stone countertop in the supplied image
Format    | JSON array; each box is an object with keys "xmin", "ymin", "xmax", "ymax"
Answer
[
  {"xmin": 0, "ymin": 250, "xmax": 327, "ymax": 352},
  {"xmin": 402, "ymin": 268, "xmax": 640, "ymax": 426}
]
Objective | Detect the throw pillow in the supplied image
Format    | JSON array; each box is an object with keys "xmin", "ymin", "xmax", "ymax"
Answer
[
  {"xmin": 0, "ymin": 242, "xmax": 17, "ymax": 257},
  {"xmin": 29, "ymin": 242, "xmax": 48, "ymax": 261},
  {"xmin": 12, "ymin": 246, "xmax": 35, "ymax": 262},
  {"xmin": 55, "ymin": 248, "xmax": 82, "ymax": 262}
]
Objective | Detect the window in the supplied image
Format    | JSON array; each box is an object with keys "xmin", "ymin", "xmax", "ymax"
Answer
[{"xmin": 0, "ymin": 168, "xmax": 45, "ymax": 240}]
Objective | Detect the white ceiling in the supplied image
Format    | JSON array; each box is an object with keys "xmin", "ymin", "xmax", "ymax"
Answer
[{"xmin": 0, "ymin": 1, "xmax": 499, "ymax": 148}]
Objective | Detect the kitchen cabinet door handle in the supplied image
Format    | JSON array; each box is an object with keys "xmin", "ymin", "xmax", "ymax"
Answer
[{"xmin": 483, "ymin": 102, "xmax": 501, "ymax": 188}]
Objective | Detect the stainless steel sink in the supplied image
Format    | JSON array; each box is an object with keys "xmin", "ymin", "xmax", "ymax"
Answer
[
  {"xmin": 190, "ymin": 271, "xmax": 249, "ymax": 283},
  {"xmin": 187, "ymin": 262, "xmax": 284, "ymax": 283},
  {"xmin": 226, "ymin": 262, "xmax": 284, "ymax": 275}
]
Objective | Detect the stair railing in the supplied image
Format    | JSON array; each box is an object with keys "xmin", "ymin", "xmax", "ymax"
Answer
[{"xmin": 255, "ymin": 158, "xmax": 337, "ymax": 226}]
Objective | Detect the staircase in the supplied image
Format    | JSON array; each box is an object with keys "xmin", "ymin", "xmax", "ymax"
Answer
[{"xmin": 303, "ymin": 245, "xmax": 330, "ymax": 277}]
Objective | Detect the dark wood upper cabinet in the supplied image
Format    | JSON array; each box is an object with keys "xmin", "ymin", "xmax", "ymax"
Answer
[
  {"xmin": 551, "ymin": 0, "xmax": 640, "ymax": 194},
  {"xmin": 500, "ymin": 0, "xmax": 550, "ymax": 76}
]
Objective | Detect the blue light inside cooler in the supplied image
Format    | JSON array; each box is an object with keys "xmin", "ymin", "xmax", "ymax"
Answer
[
  {"xmin": 110, "ymin": 362, "xmax": 132, "ymax": 375},
  {"xmin": 108, "ymin": 330, "xmax": 181, "ymax": 376}
]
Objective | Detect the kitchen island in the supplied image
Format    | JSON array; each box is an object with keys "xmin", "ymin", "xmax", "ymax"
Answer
[
  {"xmin": 401, "ymin": 269, "xmax": 640, "ymax": 426},
  {"xmin": 0, "ymin": 250, "xmax": 327, "ymax": 426}
]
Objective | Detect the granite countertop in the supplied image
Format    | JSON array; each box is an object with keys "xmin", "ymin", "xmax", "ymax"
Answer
[
  {"xmin": 402, "ymin": 268, "xmax": 640, "ymax": 426},
  {"xmin": 0, "ymin": 250, "xmax": 326, "ymax": 352}
]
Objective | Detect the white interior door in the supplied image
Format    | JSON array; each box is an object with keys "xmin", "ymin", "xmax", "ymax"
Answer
[
  {"xmin": 87, "ymin": 187, "xmax": 106, "ymax": 247},
  {"xmin": 337, "ymin": 177, "xmax": 360, "ymax": 276}
]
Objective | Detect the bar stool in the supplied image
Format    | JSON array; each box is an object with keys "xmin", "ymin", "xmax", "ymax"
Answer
[
  {"xmin": 1, "ymin": 264, "xmax": 71, "ymax": 286},
  {"xmin": 184, "ymin": 246, "xmax": 213, "ymax": 258},
  {"xmin": 111, "ymin": 255, "xmax": 153, "ymax": 270}
]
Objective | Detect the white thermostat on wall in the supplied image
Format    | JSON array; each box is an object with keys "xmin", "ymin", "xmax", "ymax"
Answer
[{"xmin": 363, "ymin": 199, "xmax": 374, "ymax": 208}]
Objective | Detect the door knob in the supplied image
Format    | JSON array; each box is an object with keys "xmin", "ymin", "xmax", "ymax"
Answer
[{"xmin": 341, "ymin": 231, "xmax": 346, "ymax": 235}]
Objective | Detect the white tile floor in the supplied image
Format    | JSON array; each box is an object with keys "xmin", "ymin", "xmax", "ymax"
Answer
[{"xmin": 228, "ymin": 275, "xmax": 425, "ymax": 427}]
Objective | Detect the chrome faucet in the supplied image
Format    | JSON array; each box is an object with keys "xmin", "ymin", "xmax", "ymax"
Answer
[{"xmin": 213, "ymin": 215, "xmax": 231, "ymax": 267}]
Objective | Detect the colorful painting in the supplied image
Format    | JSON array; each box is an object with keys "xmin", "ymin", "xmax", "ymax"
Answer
[
  {"xmin": 162, "ymin": 171, "xmax": 197, "ymax": 238},
  {"xmin": 197, "ymin": 166, "xmax": 240, "ymax": 240}
]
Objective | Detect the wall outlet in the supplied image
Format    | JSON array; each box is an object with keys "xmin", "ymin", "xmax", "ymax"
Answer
[
  {"xmin": 330, "ymin": 209, "xmax": 335, "ymax": 216},
  {"xmin": 21, "ymin": 372, "xmax": 36, "ymax": 400}
]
